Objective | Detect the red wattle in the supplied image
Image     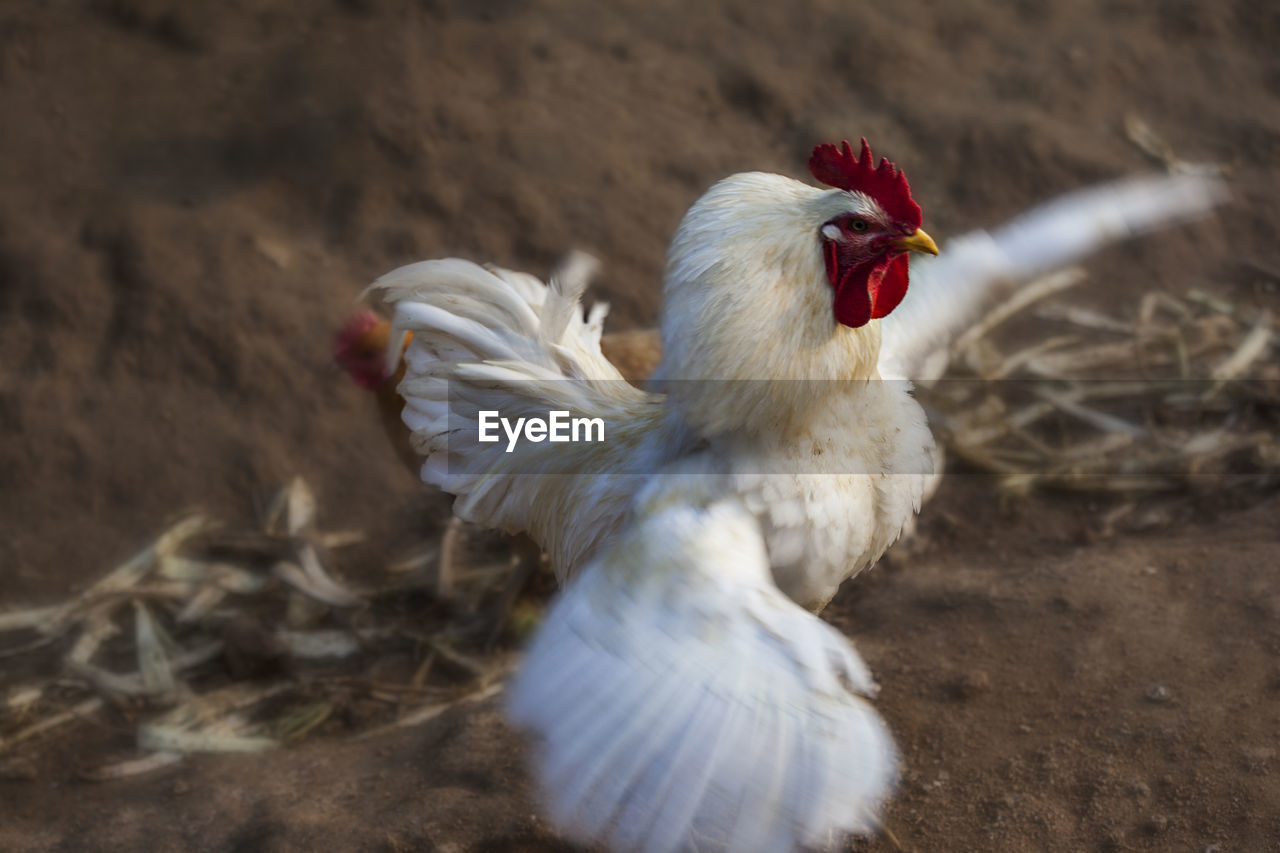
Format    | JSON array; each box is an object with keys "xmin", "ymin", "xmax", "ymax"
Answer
[
  {"xmin": 823, "ymin": 240, "xmax": 912, "ymax": 328},
  {"xmin": 831, "ymin": 253, "xmax": 910, "ymax": 328},
  {"xmin": 833, "ymin": 264, "xmax": 874, "ymax": 328},
  {"xmin": 869, "ymin": 253, "xmax": 909, "ymax": 319}
]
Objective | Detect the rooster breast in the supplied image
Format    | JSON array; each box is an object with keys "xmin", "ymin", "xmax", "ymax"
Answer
[{"xmin": 729, "ymin": 377, "xmax": 934, "ymax": 610}]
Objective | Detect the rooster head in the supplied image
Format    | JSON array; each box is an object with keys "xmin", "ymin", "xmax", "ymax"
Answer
[
  {"xmin": 333, "ymin": 309, "xmax": 393, "ymax": 390},
  {"xmin": 808, "ymin": 139, "xmax": 937, "ymax": 328},
  {"xmin": 657, "ymin": 142, "xmax": 937, "ymax": 431}
]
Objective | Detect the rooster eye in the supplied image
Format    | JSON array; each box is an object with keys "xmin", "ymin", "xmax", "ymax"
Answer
[{"xmin": 848, "ymin": 219, "xmax": 869, "ymax": 232}]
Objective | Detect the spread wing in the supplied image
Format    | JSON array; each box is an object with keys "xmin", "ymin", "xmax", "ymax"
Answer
[
  {"xmin": 508, "ymin": 496, "xmax": 896, "ymax": 853},
  {"xmin": 879, "ymin": 171, "xmax": 1227, "ymax": 381}
]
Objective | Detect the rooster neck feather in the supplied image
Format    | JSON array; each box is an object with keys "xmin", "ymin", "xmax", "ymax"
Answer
[{"xmin": 655, "ymin": 172, "xmax": 883, "ymax": 437}]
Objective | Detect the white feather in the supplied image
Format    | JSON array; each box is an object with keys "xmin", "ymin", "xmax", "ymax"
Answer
[
  {"xmin": 368, "ymin": 254, "xmax": 676, "ymax": 575},
  {"xmin": 540, "ymin": 250, "xmax": 602, "ymax": 347},
  {"xmin": 879, "ymin": 171, "xmax": 1228, "ymax": 381},
  {"xmin": 508, "ymin": 498, "xmax": 896, "ymax": 853}
]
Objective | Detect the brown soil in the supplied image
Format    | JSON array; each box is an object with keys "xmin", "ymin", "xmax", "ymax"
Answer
[{"xmin": 2, "ymin": 0, "xmax": 1279, "ymax": 851}]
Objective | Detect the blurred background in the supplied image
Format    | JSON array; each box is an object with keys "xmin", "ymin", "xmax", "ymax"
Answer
[{"xmin": 1, "ymin": 1, "xmax": 1277, "ymax": 850}]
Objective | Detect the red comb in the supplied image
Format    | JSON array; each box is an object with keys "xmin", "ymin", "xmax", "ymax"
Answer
[{"xmin": 808, "ymin": 139, "xmax": 922, "ymax": 230}]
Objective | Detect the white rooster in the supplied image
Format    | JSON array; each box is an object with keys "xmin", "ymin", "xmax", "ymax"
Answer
[{"xmin": 369, "ymin": 140, "xmax": 1224, "ymax": 852}]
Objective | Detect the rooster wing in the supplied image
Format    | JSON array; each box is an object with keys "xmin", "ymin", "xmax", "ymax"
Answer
[
  {"xmin": 879, "ymin": 171, "xmax": 1227, "ymax": 381},
  {"xmin": 508, "ymin": 478, "xmax": 895, "ymax": 853}
]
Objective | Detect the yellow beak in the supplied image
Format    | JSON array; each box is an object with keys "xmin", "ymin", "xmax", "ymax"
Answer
[{"xmin": 895, "ymin": 228, "xmax": 939, "ymax": 256}]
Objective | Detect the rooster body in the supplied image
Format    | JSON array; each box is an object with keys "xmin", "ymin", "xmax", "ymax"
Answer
[
  {"xmin": 362, "ymin": 143, "xmax": 1224, "ymax": 852},
  {"xmin": 372, "ymin": 166, "xmax": 1222, "ymax": 607},
  {"xmin": 377, "ymin": 162, "xmax": 942, "ymax": 606}
]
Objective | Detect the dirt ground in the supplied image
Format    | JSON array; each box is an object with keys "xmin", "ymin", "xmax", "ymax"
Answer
[{"xmin": 2, "ymin": 0, "xmax": 1279, "ymax": 851}]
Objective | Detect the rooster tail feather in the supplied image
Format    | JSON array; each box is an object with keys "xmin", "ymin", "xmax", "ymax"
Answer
[
  {"xmin": 540, "ymin": 250, "xmax": 602, "ymax": 348},
  {"xmin": 368, "ymin": 253, "xmax": 654, "ymax": 541}
]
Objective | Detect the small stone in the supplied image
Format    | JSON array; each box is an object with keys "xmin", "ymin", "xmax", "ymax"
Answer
[
  {"xmin": 1146, "ymin": 685, "xmax": 1171, "ymax": 703},
  {"xmin": 945, "ymin": 670, "xmax": 992, "ymax": 701}
]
